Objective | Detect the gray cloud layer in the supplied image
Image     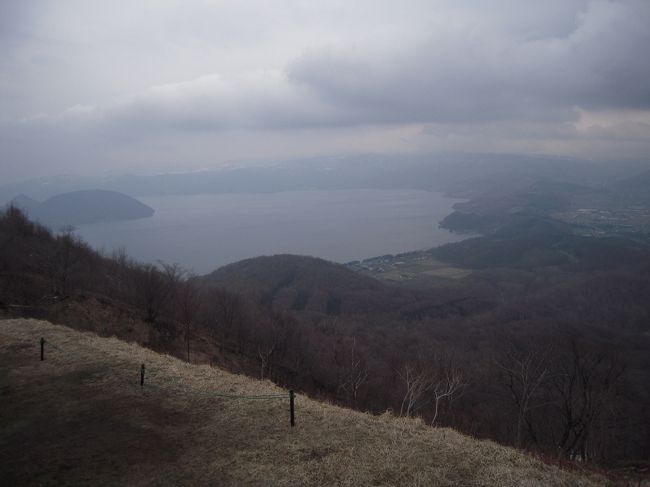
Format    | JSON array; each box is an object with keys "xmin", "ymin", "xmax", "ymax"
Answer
[{"xmin": 1, "ymin": 0, "xmax": 649, "ymax": 181}]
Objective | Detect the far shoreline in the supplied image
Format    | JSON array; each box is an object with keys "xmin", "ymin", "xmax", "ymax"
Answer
[{"xmin": 74, "ymin": 188, "xmax": 468, "ymax": 275}]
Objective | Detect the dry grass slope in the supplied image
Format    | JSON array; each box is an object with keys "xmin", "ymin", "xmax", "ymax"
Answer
[{"xmin": 0, "ymin": 319, "xmax": 607, "ymax": 486}]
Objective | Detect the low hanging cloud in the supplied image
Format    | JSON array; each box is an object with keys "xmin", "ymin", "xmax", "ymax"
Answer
[
  {"xmin": 103, "ymin": 72, "xmax": 346, "ymax": 132},
  {"xmin": 287, "ymin": 0, "xmax": 650, "ymax": 124},
  {"xmin": 65, "ymin": 0, "xmax": 650, "ymax": 132},
  {"xmin": 1, "ymin": 0, "xmax": 650, "ymax": 181}
]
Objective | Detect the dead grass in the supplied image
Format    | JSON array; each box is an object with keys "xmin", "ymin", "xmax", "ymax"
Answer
[{"xmin": 0, "ymin": 318, "xmax": 610, "ymax": 486}]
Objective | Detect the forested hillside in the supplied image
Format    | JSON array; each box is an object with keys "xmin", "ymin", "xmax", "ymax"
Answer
[{"xmin": 1, "ymin": 206, "xmax": 649, "ymax": 481}]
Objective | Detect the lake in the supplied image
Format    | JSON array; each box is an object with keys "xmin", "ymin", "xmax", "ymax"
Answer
[{"xmin": 75, "ymin": 189, "xmax": 467, "ymax": 274}]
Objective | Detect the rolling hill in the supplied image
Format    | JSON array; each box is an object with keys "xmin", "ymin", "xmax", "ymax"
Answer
[
  {"xmin": 0, "ymin": 319, "xmax": 604, "ymax": 486},
  {"xmin": 199, "ymin": 254, "xmax": 413, "ymax": 315}
]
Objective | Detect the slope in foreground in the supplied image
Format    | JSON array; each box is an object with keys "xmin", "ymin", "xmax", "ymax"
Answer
[{"xmin": 0, "ymin": 319, "xmax": 604, "ymax": 486}]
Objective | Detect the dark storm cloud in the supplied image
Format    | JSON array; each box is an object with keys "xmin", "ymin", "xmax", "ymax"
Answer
[
  {"xmin": 82, "ymin": 0, "xmax": 650, "ymax": 132},
  {"xmin": 287, "ymin": 0, "xmax": 650, "ymax": 126}
]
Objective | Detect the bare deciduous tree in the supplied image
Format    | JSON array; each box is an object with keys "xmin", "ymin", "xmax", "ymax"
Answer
[
  {"xmin": 495, "ymin": 341, "xmax": 550, "ymax": 448},
  {"xmin": 255, "ymin": 312, "xmax": 296, "ymax": 380},
  {"xmin": 549, "ymin": 340, "xmax": 624, "ymax": 461},
  {"xmin": 430, "ymin": 362, "xmax": 465, "ymax": 426},
  {"xmin": 399, "ymin": 361, "xmax": 433, "ymax": 417},
  {"xmin": 43, "ymin": 227, "xmax": 81, "ymax": 298},
  {"xmin": 336, "ymin": 336, "xmax": 368, "ymax": 408},
  {"xmin": 398, "ymin": 347, "xmax": 466, "ymax": 423},
  {"xmin": 135, "ymin": 261, "xmax": 182, "ymax": 323},
  {"xmin": 177, "ymin": 273, "xmax": 201, "ymax": 363},
  {"xmin": 211, "ymin": 289, "xmax": 246, "ymax": 349}
]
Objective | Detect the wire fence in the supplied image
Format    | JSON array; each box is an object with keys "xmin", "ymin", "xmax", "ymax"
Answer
[
  {"xmin": 37, "ymin": 336, "xmax": 296, "ymax": 426},
  {"xmin": 146, "ymin": 381, "xmax": 289, "ymax": 400}
]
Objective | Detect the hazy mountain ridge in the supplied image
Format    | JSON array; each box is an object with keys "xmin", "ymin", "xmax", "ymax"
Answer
[
  {"xmin": 2, "ymin": 153, "xmax": 649, "ymax": 203},
  {"xmin": 440, "ymin": 173, "xmax": 650, "ymax": 240}
]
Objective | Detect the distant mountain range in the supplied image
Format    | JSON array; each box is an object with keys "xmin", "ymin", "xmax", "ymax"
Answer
[
  {"xmin": 2, "ymin": 152, "xmax": 649, "ymax": 203},
  {"xmin": 10, "ymin": 190, "xmax": 154, "ymax": 229}
]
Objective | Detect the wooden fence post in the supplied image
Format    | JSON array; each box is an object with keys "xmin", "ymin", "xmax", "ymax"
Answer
[
  {"xmin": 40, "ymin": 337, "xmax": 45, "ymax": 361},
  {"xmin": 140, "ymin": 363, "xmax": 145, "ymax": 387},
  {"xmin": 289, "ymin": 390, "xmax": 295, "ymax": 427}
]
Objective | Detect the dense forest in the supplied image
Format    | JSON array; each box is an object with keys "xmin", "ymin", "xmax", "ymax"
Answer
[{"xmin": 1, "ymin": 205, "xmax": 649, "ymax": 473}]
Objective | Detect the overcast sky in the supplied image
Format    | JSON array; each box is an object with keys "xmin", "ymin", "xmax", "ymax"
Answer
[{"xmin": 1, "ymin": 0, "xmax": 649, "ymax": 183}]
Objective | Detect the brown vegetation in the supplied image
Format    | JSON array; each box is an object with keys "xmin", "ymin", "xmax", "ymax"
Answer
[{"xmin": 0, "ymin": 319, "xmax": 607, "ymax": 486}]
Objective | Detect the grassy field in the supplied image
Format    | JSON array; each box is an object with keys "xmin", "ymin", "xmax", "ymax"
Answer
[
  {"xmin": 349, "ymin": 252, "xmax": 472, "ymax": 284},
  {"xmin": 0, "ymin": 319, "xmax": 608, "ymax": 486}
]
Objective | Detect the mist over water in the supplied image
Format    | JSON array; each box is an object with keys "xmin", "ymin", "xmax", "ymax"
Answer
[{"xmin": 75, "ymin": 189, "xmax": 466, "ymax": 274}]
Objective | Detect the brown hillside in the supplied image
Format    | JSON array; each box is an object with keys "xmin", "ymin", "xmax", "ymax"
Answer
[
  {"xmin": 199, "ymin": 254, "xmax": 411, "ymax": 315},
  {"xmin": 0, "ymin": 319, "xmax": 606, "ymax": 486}
]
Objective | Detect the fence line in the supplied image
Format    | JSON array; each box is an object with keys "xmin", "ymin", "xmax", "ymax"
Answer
[
  {"xmin": 146, "ymin": 381, "xmax": 288, "ymax": 400},
  {"xmin": 37, "ymin": 337, "xmax": 296, "ymax": 426}
]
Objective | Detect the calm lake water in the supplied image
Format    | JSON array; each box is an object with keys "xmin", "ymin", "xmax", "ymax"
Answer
[{"xmin": 75, "ymin": 189, "xmax": 466, "ymax": 274}]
